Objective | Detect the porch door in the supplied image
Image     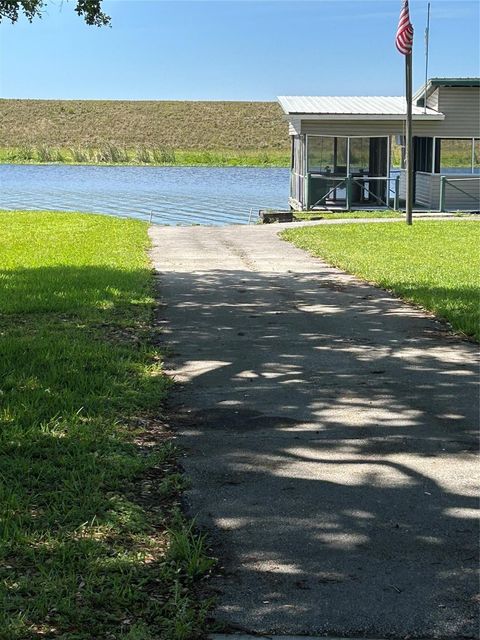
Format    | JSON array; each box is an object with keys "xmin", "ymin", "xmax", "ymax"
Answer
[
  {"xmin": 306, "ymin": 136, "xmax": 348, "ymax": 208},
  {"xmin": 349, "ymin": 137, "xmax": 389, "ymax": 206},
  {"xmin": 368, "ymin": 137, "xmax": 388, "ymax": 203}
]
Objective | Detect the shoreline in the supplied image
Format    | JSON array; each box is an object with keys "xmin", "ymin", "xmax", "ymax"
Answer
[
  {"xmin": 0, "ymin": 159, "xmax": 289, "ymax": 168},
  {"xmin": 0, "ymin": 147, "xmax": 290, "ymax": 168}
]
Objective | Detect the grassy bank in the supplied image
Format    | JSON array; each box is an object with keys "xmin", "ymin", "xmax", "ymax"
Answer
[
  {"xmin": 282, "ymin": 220, "xmax": 480, "ymax": 340},
  {"xmin": 0, "ymin": 99, "xmax": 289, "ymax": 167},
  {"xmin": 0, "ymin": 146, "xmax": 290, "ymax": 167},
  {"xmin": 0, "ymin": 99, "xmax": 289, "ymax": 150},
  {"xmin": 0, "ymin": 212, "xmax": 213, "ymax": 639}
]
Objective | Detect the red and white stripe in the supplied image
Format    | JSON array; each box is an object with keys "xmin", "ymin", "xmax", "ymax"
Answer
[{"xmin": 396, "ymin": 0, "xmax": 414, "ymax": 55}]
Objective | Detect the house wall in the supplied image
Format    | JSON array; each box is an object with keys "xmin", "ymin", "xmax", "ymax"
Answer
[{"xmin": 434, "ymin": 87, "xmax": 480, "ymax": 137}]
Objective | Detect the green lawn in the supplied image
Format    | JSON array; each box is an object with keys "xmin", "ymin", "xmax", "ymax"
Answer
[
  {"xmin": 293, "ymin": 210, "xmax": 403, "ymax": 221},
  {"xmin": 0, "ymin": 211, "xmax": 213, "ymax": 639},
  {"xmin": 282, "ymin": 220, "xmax": 480, "ymax": 340}
]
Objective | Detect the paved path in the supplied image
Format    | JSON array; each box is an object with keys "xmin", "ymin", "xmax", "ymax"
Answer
[{"xmin": 149, "ymin": 223, "xmax": 479, "ymax": 639}]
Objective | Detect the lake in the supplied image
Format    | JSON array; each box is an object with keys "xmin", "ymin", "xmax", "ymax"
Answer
[{"xmin": 0, "ymin": 164, "xmax": 290, "ymax": 226}]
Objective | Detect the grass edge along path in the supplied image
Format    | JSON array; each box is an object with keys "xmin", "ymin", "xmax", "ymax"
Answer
[
  {"xmin": 282, "ymin": 220, "xmax": 480, "ymax": 341},
  {"xmin": 0, "ymin": 211, "xmax": 214, "ymax": 640},
  {"xmin": 293, "ymin": 210, "xmax": 404, "ymax": 221}
]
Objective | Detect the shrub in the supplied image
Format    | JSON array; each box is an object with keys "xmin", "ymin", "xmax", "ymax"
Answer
[
  {"xmin": 136, "ymin": 146, "xmax": 152, "ymax": 164},
  {"xmin": 151, "ymin": 147, "xmax": 176, "ymax": 164},
  {"xmin": 9, "ymin": 145, "xmax": 35, "ymax": 161},
  {"xmin": 70, "ymin": 147, "xmax": 90, "ymax": 163}
]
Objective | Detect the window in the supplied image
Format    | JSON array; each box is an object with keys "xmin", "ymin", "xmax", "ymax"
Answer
[
  {"xmin": 438, "ymin": 138, "xmax": 479, "ymax": 174},
  {"xmin": 307, "ymin": 136, "xmax": 347, "ymax": 174}
]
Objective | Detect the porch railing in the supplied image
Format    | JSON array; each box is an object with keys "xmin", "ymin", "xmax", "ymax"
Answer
[
  {"xmin": 307, "ymin": 174, "xmax": 400, "ymax": 211},
  {"xmin": 439, "ymin": 176, "xmax": 480, "ymax": 212},
  {"xmin": 308, "ymin": 175, "xmax": 348, "ymax": 209},
  {"xmin": 350, "ymin": 176, "xmax": 400, "ymax": 211}
]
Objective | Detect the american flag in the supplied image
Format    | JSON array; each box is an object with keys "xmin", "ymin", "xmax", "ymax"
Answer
[{"xmin": 396, "ymin": 0, "xmax": 414, "ymax": 55}]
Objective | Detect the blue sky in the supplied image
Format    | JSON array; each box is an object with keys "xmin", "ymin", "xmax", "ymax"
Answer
[{"xmin": 0, "ymin": 0, "xmax": 479, "ymax": 100}]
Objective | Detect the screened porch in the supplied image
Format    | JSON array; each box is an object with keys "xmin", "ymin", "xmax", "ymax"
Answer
[{"xmin": 290, "ymin": 134, "xmax": 397, "ymax": 211}]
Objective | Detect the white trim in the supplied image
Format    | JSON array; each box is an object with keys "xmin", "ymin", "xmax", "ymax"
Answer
[
  {"xmin": 287, "ymin": 116, "xmax": 301, "ymax": 134},
  {"xmin": 387, "ymin": 135, "xmax": 391, "ymax": 182},
  {"xmin": 441, "ymin": 176, "xmax": 480, "ymax": 180},
  {"xmin": 302, "ymin": 134, "xmax": 308, "ymax": 206},
  {"xmin": 291, "ymin": 114, "xmax": 444, "ymax": 121},
  {"xmin": 433, "ymin": 135, "xmax": 478, "ymax": 139},
  {"xmin": 307, "ymin": 133, "xmax": 391, "ymax": 139}
]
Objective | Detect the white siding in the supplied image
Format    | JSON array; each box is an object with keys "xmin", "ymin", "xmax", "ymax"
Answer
[
  {"xmin": 414, "ymin": 87, "xmax": 480, "ymax": 137},
  {"xmin": 415, "ymin": 172, "xmax": 441, "ymax": 208},
  {"xmin": 436, "ymin": 87, "xmax": 480, "ymax": 137}
]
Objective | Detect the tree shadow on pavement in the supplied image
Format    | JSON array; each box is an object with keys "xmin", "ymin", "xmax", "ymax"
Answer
[{"xmin": 158, "ymin": 267, "xmax": 479, "ymax": 639}]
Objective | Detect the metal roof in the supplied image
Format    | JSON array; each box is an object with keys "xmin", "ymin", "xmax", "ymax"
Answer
[
  {"xmin": 427, "ymin": 77, "xmax": 480, "ymax": 88},
  {"xmin": 413, "ymin": 77, "xmax": 480, "ymax": 104},
  {"xmin": 277, "ymin": 95, "xmax": 443, "ymax": 119}
]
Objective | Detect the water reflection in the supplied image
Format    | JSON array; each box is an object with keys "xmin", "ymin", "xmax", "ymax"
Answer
[{"xmin": 0, "ymin": 164, "xmax": 289, "ymax": 225}]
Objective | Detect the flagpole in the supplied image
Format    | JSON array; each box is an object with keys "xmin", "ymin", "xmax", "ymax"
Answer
[
  {"xmin": 405, "ymin": 51, "xmax": 413, "ymax": 225},
  {"xmin": 397, "ymin": 0, "xmax": 415, "ymax": 225},
  {"xmin": 424, "ymin": 2, "xmax": 431, "ymax": 115}
]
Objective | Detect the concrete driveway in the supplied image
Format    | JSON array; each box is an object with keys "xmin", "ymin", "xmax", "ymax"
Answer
[{"xmin": 149, "ymin": 222, "xmax": 479, "ymax": 639}]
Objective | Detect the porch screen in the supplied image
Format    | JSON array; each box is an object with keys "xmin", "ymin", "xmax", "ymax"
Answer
[
  {"xmin": 439, "ymin": 139, "xmax": 477, "ymax": 173},
  {"xmin": 308, "ymin": 137, "xmax": 347, "ymax": 174},
  {"xmin": 349, "ymin": 138, "xmax": 370, "ymax": 174}
]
